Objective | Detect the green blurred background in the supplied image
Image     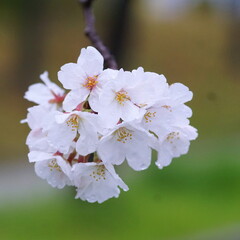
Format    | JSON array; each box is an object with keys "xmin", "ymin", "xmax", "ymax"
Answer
[{"xmin": 0, "ymin": 0, "xmax": 240, "ymax": 239}]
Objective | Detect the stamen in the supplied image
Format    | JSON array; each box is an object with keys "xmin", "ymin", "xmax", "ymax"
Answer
[
  {"xmin": 115, "ymin": 90, "xmax": 130, "ymax": 105},
  {"xmin": 82, "ymin": 76, "xmax": 98, "ymax": 90},
  {"xmin": 48, "ymin": 159, "xmax": 62, "ymax": 172},
  {"xmin": 162, "ymin": 105, "xmax": 172, "ymax": 112},
  {"xmin": 89, "ymin": 165, "xmax": 106, "ymax": 181},
  {"xmin": 166, "ymin": 132, "xmax": 180, "ymax": 143},
  {"xmin": 115, "ymin": 127, "xmax": 133, "ymax": 143},
  {"xmin": 66, "ymin": 114, "xmax": 80, "ymax": 131},
  {"xmin": 144, "ymin": 111, "xmax": 156, "ymax": 123}
]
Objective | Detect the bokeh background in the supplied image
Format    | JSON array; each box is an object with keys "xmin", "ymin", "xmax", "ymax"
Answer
[{"xmin": 1, "ymin": 0, "xmax": 240, "ymax": 239}]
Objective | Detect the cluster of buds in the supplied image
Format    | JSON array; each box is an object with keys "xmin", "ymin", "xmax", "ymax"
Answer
[{"xmin": 22, "ymin": 46, "xmax": 197, "ymax": 203}]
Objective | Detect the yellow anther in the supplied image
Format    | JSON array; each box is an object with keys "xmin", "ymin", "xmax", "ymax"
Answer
[
  {"xmin": 82, "ymin": 76, "xmax": 98, "ymax": 90},
  {"xmin": 166, "ymin": 132, "xmax": 180, "ymax": 143},
  {"xmin": 89, "ymin": 165, "xmax": 106, "ymax": 181},
  {"xmin": 162, "ymin": 105, "xmax": 172, "ymax": 112},
  {"xmin": 115, "ymin": 127, "xmax": 133, "ymax": 143},
  {"xmin": 48, "ymin": 159, "xmax": 62, "ymax": 172},
  {"xmin": 144, "ymin": 111, "xmax": 156, "ymax": 123},
  {"xmin": 115, "ymin": 90, "xmax": 130, "ymax": 105},
  {"xmin": 66, "ymin": 114, "xmax": 80, "ymax": 131}
]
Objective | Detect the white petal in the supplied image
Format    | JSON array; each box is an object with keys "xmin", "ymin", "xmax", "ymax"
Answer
[
  {"xmin": 35, "ymin": 160, "xmax": 71, "ymax": 189},
  {"xmin": 121, "ymin": 101, "xmax": 141, "ymax": 122},
  {"xmin": 73, "ymin": 162, "xmax": 128, "ymax": 203},
  {"xmin": 58, "ymin": 63, "xmax": 87, "ymax": 90},
  {"xmin": 169, "ymin": 83, "xmax": 193, "ymax": 105},
  {"xmin": 172, "ymin": 104, "xmax": 193, "ymax": 119},
  {"xmin": 40, "ymin": 71, "xmax": 65, "ymax": 96},
  {"xmin": 104, "ymin": 163, "xmax": 129, "ymax": 191},
  {"xmin": 98, "ymin": 101, "xmax": 121, "ymax": 128},
  {"xmin": 76, "ymin": 119, "xmax": 99, "ymax": 156},
  {"xmin": 181, "ymin": 125, "xmax": 198, "ymax": 140},
  {"xmin": 88, "ymin": 88, "xmax": 101, "ymax": 112},
  {"xmin": 26, "ymin": 105, "xmax": 50, "ymax": 130},
  {"xmin": 63, "ymin": 88, "xmax": 89, "ymax": 112},
  {"xmin": 129, "ymin": 70, "xmax": 168, "ymax": 107},
  {"xmin": 98, "ymin": 136, "xmax": 126, "ymax": 165},
  {"xmin": 26, "ymin": 129, "xmax": 51, "ymax": 152},
  {"xmin": 56, "ymin": 157, "xmax": 73, "ymax": 182},
  {"xmin": 97, "ymin": 69, "xmax": 119, "ymax": 87},
  {"xmin": 54, "ymin": 112, "xmax": 72, "ymax": 124},
  {"xmin": 99, "ymin": 82, "xmax": 116, "ymax": 106},
  {"xmin": 75, "ymin": 112, "xmax": 100, "ymax": 155},
  {"xmin": 155, "ymin": 148, "xmax": 173, "ymax": 169},
  {"xmin": 77, "ymin": 46, "xmax": 104, "ymax": 76},
  {"xmin": 126, "ymin": 145, "xmax": 151, "ymax": 171},
  {"xmin": 141, "ymin": 107, "xmax": 172, "ymax": 138},
  {"xmin": 125, "ymin": 131, "xmax": 152, "ymax": 171},
  {"xmin": 20, "ymin": 119, "xmax": 27, "ymax": 124},
  {"xmin": 47, "ymin": 123, "xmax": 76, "ymax": 154},
  {"xmin": 24, "ymin": 83, "xmax": 52, "ymax": 105},
  {"xmin": 28, "ymin": 151, "xmax": 53, "ymax": 163}
]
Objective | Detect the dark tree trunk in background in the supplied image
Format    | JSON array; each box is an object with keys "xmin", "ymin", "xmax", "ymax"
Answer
[
  {"xmin": 104, "ymin": 0, "xmax": 132, "ymax": 68},
  {"xmin": 14, "ymin": 0, "xmax": 48, "ymax": 92},
  {"xmin": 228, "ymin": 0, "xmax": 240, "ymax": 76}
]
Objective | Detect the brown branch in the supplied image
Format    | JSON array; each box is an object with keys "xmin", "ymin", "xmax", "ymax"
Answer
[{"xmin": 79, "ymin": 0, "xmax": 118, "ymax": 70}]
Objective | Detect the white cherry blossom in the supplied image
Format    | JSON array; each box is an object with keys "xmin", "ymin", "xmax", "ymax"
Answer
[
  {"xmin": 58, "ymin": 46, "xmax": 117, "ymax": 111},
  {"xmin": 26, "ymin": 129, "xmax": 50, "ymax": 152},
  {"xmin": 154, "ymin": 125, "xmax": 198, "ymax": 169},
  {"xmin": 22, "ymin": 45, "xmax": 198, "ymax": 203},
  {"xmin": 141, "ymin": 82, "xmax": 194, "ymax": 137},
  {"xmin": 24, "ymin": 71, "xmax": 65, "ymax": 109},
  {"xmin": 23, "ymin": 105, "xmax": 57, "ymax": 151},
  {"xmin": 98, "ymin": 121, "xmax": 155, "ymax": 171},
  {"xmin": 47, "ymin": 111, "xmax": 100, "ymax": 155},
  {"xmin": 97, "ymin": 69, "xmax": 145, "ymax": 127},
  {"xmin": 72, "ymin": 162, "xmax": 128, "ymax": 203},
  {"xmin": 28, "ymin": 151, "xmax": 72, "ymax": 189},
  {"xmin": 131, "ymin": 67, "xmax": 169, "ymax": 107},
  {"xmin": 159, "ymin": 83, "xmax": 193, "ymax": 123}
]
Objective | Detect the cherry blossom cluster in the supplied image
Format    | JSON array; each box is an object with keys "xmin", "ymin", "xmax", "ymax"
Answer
[{"xmin": 23, "ymin": 46, "xmax": 197, "ymax": 203}]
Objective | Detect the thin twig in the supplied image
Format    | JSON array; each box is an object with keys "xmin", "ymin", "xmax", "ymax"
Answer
[{"xmin": 79, "ymin": 0, "xmax": 118, "ymax": 69}]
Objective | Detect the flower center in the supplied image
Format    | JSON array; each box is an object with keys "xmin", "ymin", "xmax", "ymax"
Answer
[
  {"xmin": 89, "ymin": 165, "xmax": 106, "ymax": 181},
  {"xmin": 166, "ymin": 132, "xmax": 180, "ymax": 143},
  {"xmin": 144, "ymin": 111, "xmax": 156, "ymax": 123},
  {"xmin": 82, "ymin": 76, "xmax": 98, "ymax": 90},
  {"xmin": 115, "ymin": 127, "xmax": 133, "ymax": 143},
  {"xmin": 115, "ymin": 90, "xmax": 130, "ymax": 105},
  {"xmin": 48, "ymin": 159, "xmax": 62, "ymax": 172},
  {"xmin": 66, "ymin": 114, "xmax": 80, "ymax": 131},
  {"xmin": 49, "ymin": 91, "xmax": 66, "ymax": 104}
]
